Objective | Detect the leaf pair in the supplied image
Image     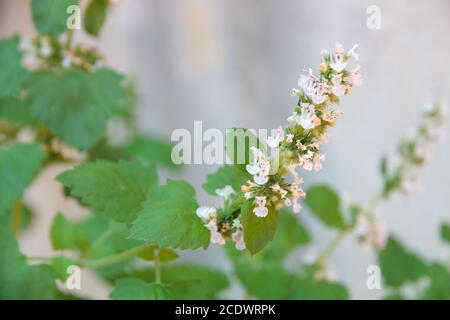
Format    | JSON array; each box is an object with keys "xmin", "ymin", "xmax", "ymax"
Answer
[{"xmin": 58, "ymin": 160, "xmax": 210, "ymax": 250}]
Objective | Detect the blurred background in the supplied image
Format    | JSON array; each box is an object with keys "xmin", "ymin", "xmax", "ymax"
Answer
[{"xmin": 0, "ymin": 0, "xmax": 449, "ymax": 299}]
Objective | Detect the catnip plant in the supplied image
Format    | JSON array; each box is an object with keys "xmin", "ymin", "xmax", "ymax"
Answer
[{"xmin": 0, "ymin": 0, "xmax": 448, "ymax": 300}]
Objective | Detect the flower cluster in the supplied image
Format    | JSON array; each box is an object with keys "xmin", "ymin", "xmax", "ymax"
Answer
[
  {"xmin": 20, "ymin": 36, "xmax": 103, "ymax": 71},
  {"xmin": 241, "ymin": 42, "xmax": 362, "ymax": 217},
  {"xmin": 390, "ymin": 103, "xmax": 446, "ymax": 196},
  {"xmin": 197, "ymin": 43, "xmax": 362, "ymax": 249},
  {"xmin": 196, "ymin": 203, "xmax": 246, "ymax": 251},
  {"xmin": 354, "ymin": 214, "xmax": 387, "ymax": 250}
]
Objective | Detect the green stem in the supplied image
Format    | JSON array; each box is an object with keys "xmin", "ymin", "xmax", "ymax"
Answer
[
  {"xmin": 81, "ymin": 244, "xmax": 148, "ymax": 269},
  {"xmin": 154, "ymin": 248, "xmax": 161, "ymax": 284},
  {"xmin": 314, "ymin": 191, "xmax": 385, "ymax": 266},
  {"xmin": 315, "ymin": 228, "xmax": 350, "ymax": 267},
  {"xmin": 90, "ymin": 228, "xmax": 117, "ymax": 251}
]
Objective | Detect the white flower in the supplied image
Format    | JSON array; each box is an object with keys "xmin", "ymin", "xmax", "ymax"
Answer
[
  {"xmin": 313, "ymin": 153, "xmax": 325, "ymax": 171},
  {"xmin": 196, "ymin": 206, "xmax": 216, "ymax": 222},
  {"xmin": 296, "ymin": 104, "xmax": 318, "ymax": 130},
  {"xmin": 331, "ymin": 74, "xmax": 346, "ymax": 97},
  {"xmin": 285, "ymin": 134, "xmax": 294, "ymax": 143},
  {"xmin": 216, "ymin": 185, "xmax": 235, "ymax": 199},
  {"xmin": 287, "ymin": 112, "xmax": 298, "ymax": 123},
  {"xmin": 246, "ymin": 147, "xmax": 271, "ymax": 185},
  {"xmin": 246, "ymin": 163, "xmax": 260, "ymax": 175},
  {"xmin": 267, "ymin": 136, "xmax": 281, "ymax": 148},
  {"xmin": 330, "ymin": 53, "xmax": 347, "ymax": 73},
  {"xmin": 244, "ymin": 192, "xmax": 253, "ymax": 200},
  {"xmin": 253, "ymin": 196, "xmax": 268, "ymax": 218},
  {"xmin": 254, "ymin": 175, "xmax": 269, "ymax": 185}
]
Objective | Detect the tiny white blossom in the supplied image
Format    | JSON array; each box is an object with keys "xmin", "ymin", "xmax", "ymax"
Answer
[
  {"xmin": 215, "ymin": 186, "xmax": 235, "ymax": 199},
  {"xmin": 196, "ymin": 206, "xmax": 216, "ymax": 223}
]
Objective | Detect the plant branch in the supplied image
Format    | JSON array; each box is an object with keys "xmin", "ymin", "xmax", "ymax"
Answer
[{"xmin": 81, "ymin": 244, "xmax": 148, "ymax": 269}]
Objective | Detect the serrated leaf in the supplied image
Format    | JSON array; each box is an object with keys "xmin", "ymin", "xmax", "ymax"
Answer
[
  {"xmin": 203, "ymin": 165, "xmax": 249, "ymax": 196},
  {"xmin": 129, "ymin": 180, "xmax": 210, "ymax": 250},
  {"xmin": 288, "ymin": 277, "xmax": 349, "ymax": 300},
  {"xmin": 57, "ymin": 160, "xmax": 157, "ymax": 223},
  {"xmin": 32, "ymin": 0, "xmax": 79, "ymax": 37},
  {"xmin": 0, "ymin": 36, "xmax": 28, "ymax": 97},
  {"xmin": 240, "ymin": 200, "xmax": 280, "ymax": 254},
  {"xmin": 378, "ymin": 236, "xmax": 428, "ymax": 288},
  {"xmin": 84, "ymin": 0, "xmax": 108, "ymax": 36},
  {"xmin": 259, "ymin": 209, "xmax": 311, "ymax": 261},
  {"xmin": 123, "ymin": 135, "xmax": 180, "ymax": 169},
  {"xmin": 305, "ymin": 184, "xmax": 345, "ymax": 229},
  {"xmin": 110, "ymin": 278, "xmax": 171, "ymax": 300},
  {"xmin": 440, "ymin": 223, "xmax": 450, "ymax": 244},
  {"xmin": 0, "ymin": 143, "xmax": 45, "ymax": 211},
  {"xmin": 0, "ymin": 214, "xmax": 58, "ymax": 299},
  {"xmin": 26, "ymin": 68, "xmax": 124, "ymax": 150}
]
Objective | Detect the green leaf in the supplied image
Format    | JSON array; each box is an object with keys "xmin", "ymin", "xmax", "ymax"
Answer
[
  {"xmin": 31, "ymin": 0, "xmax": 79, "ymax": 37},
  {"xmin": 0, "ymin": 36, "xmax": 28, "ymax": 97},
  {"xmin": 378, "ymin": 236, "xmax": 428, "ymax": 288},
  {"xmin": 130, "ymin": 180, "xmax": 210, "ymax": 250},
  {"xmin": 235, "ymin": 260, "xmax": 288, "ymax": 299},
  {"xmin": 305, "ymin": 184, "xmax": 345, "ymax": 229},
  {"xmin": 0, "ymin": 143, "xmax": 45, "ymax": 211},
  {"xmin": 422, "ymin": 263, "xmax": 450, "ymax": 300},
  {"xmin": 110, "ymin": 278, "xmax": 171, "ymax": 300},
  {"xmin": 288, "ymin": 277, "xmax": 349, "ymax": 300},
  {"xmin": 0, "ymin": 96, "xmax": 34, "ymax": 125},
  {"xmin": 57, "ymin": 160, "xmax": 157, "ymax": 223},
  {"xmin": 84, "ymin": 0, "xmax": 108, "ymax": 36},
  {"xmin": 50, "ymin": 212, "xmax": 78, "ymax": 250},
  {"xmin": 203, "ymin": 165, "xmax": 249, "ymax": 196},
  {"xmin": 440, "ymin": 223, "xmax": 450, "ymax": 244},
  {"xmin": 259, "ymin": 209, "xmax": 311, "ymax": 261},
  {"xmin": 123, "ymin": 135, "xmax": 180, "ymax": 169},
  {"xmin": 26, "ymin": 68, "xmax": 124, "ymax": 150},
  {"xmin": 111, "ymin": 264, "xmax": 229, "ymax": 299},
  {"xmin": 0, "ymin": 214, "xmax": 58, "ymax": 299},
  {"xmin": 50, "ymin": 256, "xmax": 77, "ymax": 280},
  {"xmin": 240, "ymin": 200, "xmax": 280, "ymax": 255}
]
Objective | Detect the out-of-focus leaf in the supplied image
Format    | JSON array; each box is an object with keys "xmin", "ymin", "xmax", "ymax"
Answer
[
  {"xmin": 32, "ymin": 0, "xmax": 79, "ymax": 37},
  {"xmin": 305, "ymin": 184, "xmax": 346, "ymax": 229},
  {"xmin": 378, "ymin": 236, "xmax": 428, "ymax": 288},
  {"xmin": 288, "ymin": 277, "xmax": 349, "ymax": 300},
  {"xmin": 0, "ymin": 143, "xmax": 45, "ymax": 211},
  {"xmin": 0, "ymin": 36, "xmax": 28, "ymax": 97},
  {"xmin": 110, "ymin": 278, "xmax": 171, "ymax": 300},
  {"xmin": 83, "ymin": 0, "xmax": 108, "ymax": 36}
]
